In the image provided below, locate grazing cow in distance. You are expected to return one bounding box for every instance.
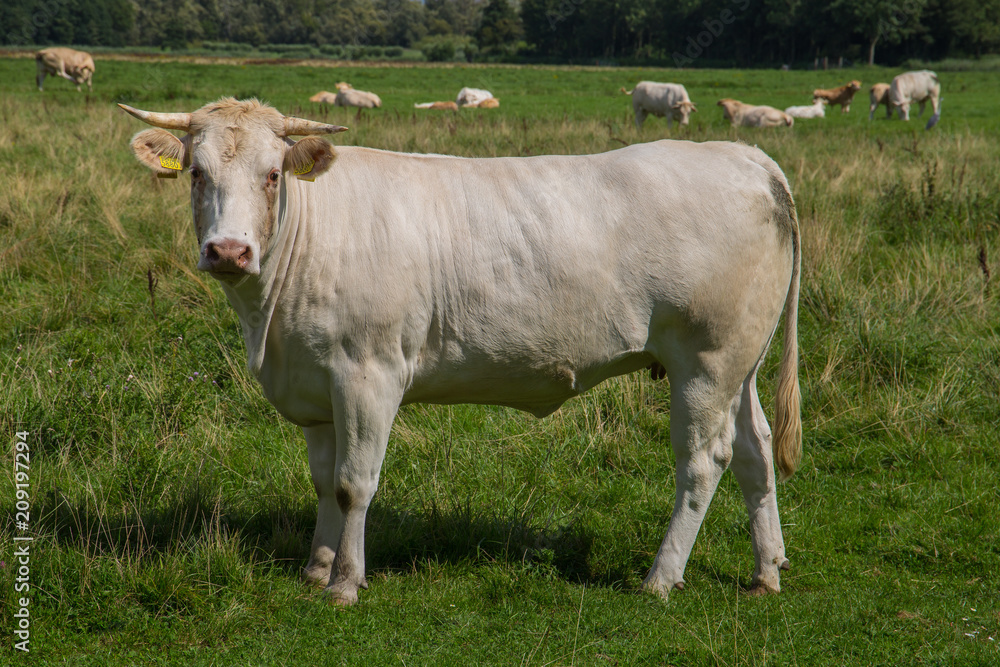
[811,80,861,113]
[869,83,892,120]
[414,101,459,110]
[120,97,802,607]
[621,82,697,130]
[718,99,794,128]
[785,99,826,119]
[456,87,494,107]
[36,47,94,92]
[890,70,941,129]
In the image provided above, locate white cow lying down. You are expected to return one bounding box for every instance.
[120,98,802,606]
[456,87,494,107]
[621,81,697,129]
[785,99,826,119]
[890,70,941,129]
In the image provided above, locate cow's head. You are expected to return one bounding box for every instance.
[716,98,740,120]
[121,98,346,279]
[848,80,861,91]
[672,100,697,125]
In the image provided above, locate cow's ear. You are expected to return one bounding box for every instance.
[284,136,337,182]
[130,129,188,178]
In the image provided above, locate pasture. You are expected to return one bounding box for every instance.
[1,54,998,664]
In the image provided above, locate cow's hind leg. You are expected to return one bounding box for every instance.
[302,423,342,587]
[643,371,737,598]
[634,107,647,130]
[731,371,788,595]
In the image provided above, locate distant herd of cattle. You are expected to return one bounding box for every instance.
[35,46,941,130]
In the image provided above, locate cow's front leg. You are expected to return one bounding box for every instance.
[325,369,402,606]
[302,423,342,587]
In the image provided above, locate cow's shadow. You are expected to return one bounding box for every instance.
[32,485,635,589]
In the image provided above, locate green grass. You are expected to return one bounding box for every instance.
[1,55,999,665]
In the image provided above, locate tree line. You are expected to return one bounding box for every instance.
[4,0,1000,66]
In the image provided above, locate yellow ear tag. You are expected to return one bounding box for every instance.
[294,160,316,182]
[159,155,183,170]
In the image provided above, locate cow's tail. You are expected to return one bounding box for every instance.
[620,86,633,96]
[772,180,802,482]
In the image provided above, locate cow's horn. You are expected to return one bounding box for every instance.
[118,103,192,131]
[282,116,348,137]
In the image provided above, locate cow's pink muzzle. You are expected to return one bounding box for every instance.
[202,239,255,274]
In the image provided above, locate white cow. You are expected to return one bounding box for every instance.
[334,88,381,108]
[621,82,697,130]
[120,98,802,606]
[456,87,494,107]
[718,99,794,128]
[784,99,826,119]
[36,47,95,92]
[889,70,941,129]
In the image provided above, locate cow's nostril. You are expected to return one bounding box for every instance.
[204,240,253,272]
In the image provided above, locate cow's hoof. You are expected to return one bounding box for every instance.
[640,574,681,600]
[302,564,332,588]
[747,578,780,597]
[326,591,358,607]
[747,585,778,597]
[325,577,361,606]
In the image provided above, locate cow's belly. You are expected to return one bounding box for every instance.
[403,349,655,417]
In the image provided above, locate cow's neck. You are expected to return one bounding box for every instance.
[218,180,303,377]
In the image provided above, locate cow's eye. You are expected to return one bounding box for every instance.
[267,169,280,185]
[190,166,202,180]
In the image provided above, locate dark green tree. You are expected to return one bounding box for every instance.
[475,0,522,55]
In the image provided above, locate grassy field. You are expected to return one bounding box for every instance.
[1,55,998,665]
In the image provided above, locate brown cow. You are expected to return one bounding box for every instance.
[869,83,892,121]
[36,47,94,92]
[717,99,794,128]
[309,91,338,104]
[812,80,861,113]
[472,97,500,109]
[414,101,459,110]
